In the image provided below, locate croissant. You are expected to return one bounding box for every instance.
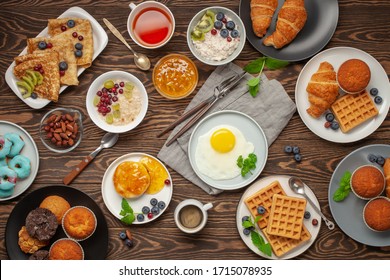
[250,0,278,37]
[383,158,390,198]
[306,62,339,118]
[263,0,307,49]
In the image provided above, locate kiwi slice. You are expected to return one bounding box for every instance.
[112,103,120,111]
[26,70,37,86]
[191,29,205,41]
[104,80,115,89]
[34,71,43,85]
[124,82,134,92]
[22,76,35,90]
[106,113,114,124]
[205,10,215,20]
[124,90,133,100]
[93,96,100,107]
[196,17,214,33]
[113,110,121,119]
[16,81,32,98]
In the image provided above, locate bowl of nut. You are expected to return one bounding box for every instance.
[39,108,83,153]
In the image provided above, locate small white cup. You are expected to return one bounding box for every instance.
[127,1,175,49]
[174,199,213,234]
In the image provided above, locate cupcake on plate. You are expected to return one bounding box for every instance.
[40,195,71,224]
[337,59,371,94]
[49,238,84,260]
[351,165,385,200]
[363,196,390,232]
[62,206,97,241]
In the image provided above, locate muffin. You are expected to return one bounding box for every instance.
[337,59,371,94]
[25,208,58,241]
[40,195,71,224]
[62,206,97,241]
[351,165,385,200]
[49,238,84,260]
[29,250,49,260]
[363,196,390,231]
[18,226,49,254]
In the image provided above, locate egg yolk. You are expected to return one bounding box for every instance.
[210,128,236,153]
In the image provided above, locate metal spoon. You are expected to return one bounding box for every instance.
[103,18,151,71]
[63,133,119,185]
[288,176,335,230]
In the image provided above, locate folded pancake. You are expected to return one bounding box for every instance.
[14,51,60,102]
[27,37,78,86]
[47,18,90,37]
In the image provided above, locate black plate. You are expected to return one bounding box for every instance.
[239,0,339,61]
[5,185,109,260]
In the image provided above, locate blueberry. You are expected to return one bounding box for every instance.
[59,61,68,71]
[294,154,302,162]
[242,215,249,222]
[243,228,251,236]
[331,121,339,130]
[216,12,224,21]
[220,29,229,38]
[374,96,383,104]
[125,238,134,247]
[257,206,266,215]
[31,92,38,99]
[376,156,385,166]
[284,145,293,153]
[38,41,47,50]
[137,213,145,222]
[370,88,379,96]
[74,49,83,57]
[151,206,160,215]
[67,19,75,28]
[226,21,235,30]
[142,206,150,214]
[368,154,377,163]
[75,43,83,50]
[325,113,334,122]
[119,231,126,240]
[214,21,223,30]
[231,30,239,38]
[157,201,166,210]
[150,198,158,206]
[293,146,300,154]
[304,211,311,219]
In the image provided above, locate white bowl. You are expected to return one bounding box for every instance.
[187,6,246,66]
[86,71,148,133]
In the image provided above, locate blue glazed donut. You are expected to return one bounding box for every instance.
[0,158,7,167]
[8,155,31,179]
[5,133,25,158]
[0,166,17,198]
[0,136,12,159]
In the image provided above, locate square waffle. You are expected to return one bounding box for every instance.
[244,181,286,229]
[266,194,306,240]
[331,90,378,133]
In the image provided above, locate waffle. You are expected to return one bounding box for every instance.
[263,224,311,257]
[244,181,286,229]
[331,90,378,133]
[266,194,306,239]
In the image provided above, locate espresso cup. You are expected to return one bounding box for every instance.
[174,199,213,234]
[128,1,175,49]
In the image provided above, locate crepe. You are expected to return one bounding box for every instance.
[14,51,61,102]
[27,37,78,86]
[48,19,94,68]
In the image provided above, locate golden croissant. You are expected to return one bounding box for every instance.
[306,62,339,118]
[250,0,278,37]
[263,0,307,49]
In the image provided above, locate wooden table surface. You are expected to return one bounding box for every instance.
[1,0,389,260]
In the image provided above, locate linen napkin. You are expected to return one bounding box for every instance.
[157,63,296,195]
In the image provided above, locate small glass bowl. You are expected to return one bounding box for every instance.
[39,108,83,153]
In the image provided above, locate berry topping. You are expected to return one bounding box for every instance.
[257,206,266,215]
[324,121,332,128]
[59,61,68,71]
[164,179,171,185]
[157,201,166,210]
[137,214,145,222]
[374,96,383,104]
[294,154,302,162]
[312,218,318,226]
[112,96,118,102]
[78,35,84,41]
[370,88,379,96]
[150,198,158,206]
[325,113,334,122]
[37,64,42,69]
[97,91,102,97]
[147,212,153,219]
[376,156,385,166]
[39,68,44,74]
[304,211,311,219]
[119,231,126,240]
[46,42,53,48]
[151,206,160,215]
[75,50,83,57]
[38,41,47,50]
[222,17,227,24]
[214,21,223,30]
[216,12,225,21]
[243,228,251,236]
[72,32,78,38]
[227,36,232,42]
[211,29,217,35]
[75,43,83,50]
[31,92,38,99]
[59,70,65,76]
[120,82,125,87]
[220,29,229,38]
[292,146,300,154]
[142,206,150,214]
[61,25,67,32]
[226,21,235,30]
[331,121,340,130]
[125,238,134,247]
[242,216,249,222]
[284,145,292,153]
[368,154,377,163]
[67,19,75,28]
[231,30,239,38]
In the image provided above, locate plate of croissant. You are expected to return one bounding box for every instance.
[239,0,338,61]
[295,47,390,143]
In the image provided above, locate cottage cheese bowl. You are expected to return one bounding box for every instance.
[86,71,148,133]
[187,7,246,66]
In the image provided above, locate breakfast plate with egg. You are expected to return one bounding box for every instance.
[188,110,268,190]
[101,153,172,224]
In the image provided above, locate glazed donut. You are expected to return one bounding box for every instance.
[5,133,25,158]
[0,136,12,159]
[8,155,31,179]
[0,158,7,167]
[0,166,17,198]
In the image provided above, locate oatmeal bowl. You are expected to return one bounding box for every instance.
[187,6,246,66]
[86,71,148,133]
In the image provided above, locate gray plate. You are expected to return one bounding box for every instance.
[239,0,339,61]
[328,144,390,246]
[188,110,268,190]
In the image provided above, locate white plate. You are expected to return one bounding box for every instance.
[0,121,39,201]
[236,175,321,259]
[5,6,108,109]
[86,71,148,133]
[188,110,268,190]
[101,153,172,224]
[295,47,390,143]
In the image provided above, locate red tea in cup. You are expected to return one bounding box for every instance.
[132,7,173,47]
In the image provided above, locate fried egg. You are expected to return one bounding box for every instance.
[194,125,254,180]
